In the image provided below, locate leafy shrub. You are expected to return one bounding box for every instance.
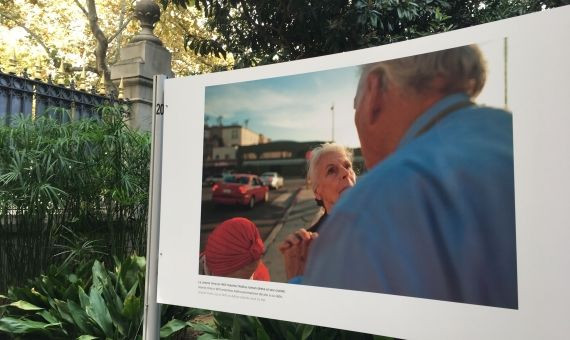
[0,106,150,292]
[0,254,390,340]
[0,254,200,339]
[204,312,394,340]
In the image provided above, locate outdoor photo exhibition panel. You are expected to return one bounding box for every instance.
[157,7,570,339]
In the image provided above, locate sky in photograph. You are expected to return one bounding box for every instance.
[205,66,363,148]
[204,39,505,150]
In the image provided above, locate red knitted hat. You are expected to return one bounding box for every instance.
[204,217,265,276]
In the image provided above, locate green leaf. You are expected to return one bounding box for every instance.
[38,310,58,324]
[92,260,110,290]
[53,299,75,324]
[122,294,141,320]
[77,335,98,340]
[68,299,96,335]
[159,319,187,338]
[0,316,60,334]
[124,273,140,302]
[285,330,298,340]
[78,286,91,309]
[189,322,217,334]
[197,334,218,340]
[301,325,315,340]
[231,315,241,340]
[98,278,126,333]
[370,14,378,28]
[89,260,127,335]
[119,256,145,291]
[86,288,113,337]
[276,320,295,339]
[9,300,43,311]
[256,326,271,340]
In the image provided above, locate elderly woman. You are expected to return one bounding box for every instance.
[201,217,270,281]
[278,142,356,279]
[305,142,357,232]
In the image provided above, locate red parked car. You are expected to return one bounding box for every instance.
[212,174,269,209]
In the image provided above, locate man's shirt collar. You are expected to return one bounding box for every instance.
[398,92,470,149]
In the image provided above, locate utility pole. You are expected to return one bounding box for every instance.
[330,102,335,142]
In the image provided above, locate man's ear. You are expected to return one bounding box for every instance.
[365,73,384,124]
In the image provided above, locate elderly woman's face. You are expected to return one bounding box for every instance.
[314,151,356,212]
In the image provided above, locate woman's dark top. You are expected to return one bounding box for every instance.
[308,212,328,233]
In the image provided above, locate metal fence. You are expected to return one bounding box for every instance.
[0,70,126,124]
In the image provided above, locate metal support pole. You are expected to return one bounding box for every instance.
[143,74,166,340]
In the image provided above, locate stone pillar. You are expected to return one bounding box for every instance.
[110,0,174,131]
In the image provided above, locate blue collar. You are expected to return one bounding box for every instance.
[398,93,471,149]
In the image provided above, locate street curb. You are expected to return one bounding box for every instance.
[263,187,302,250]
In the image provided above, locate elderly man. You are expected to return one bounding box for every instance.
[287,45,518,309]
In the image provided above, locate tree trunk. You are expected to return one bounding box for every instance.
[85,0,117,95]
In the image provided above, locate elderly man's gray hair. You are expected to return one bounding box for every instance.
[356,45,487,105]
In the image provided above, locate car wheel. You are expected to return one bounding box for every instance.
[248,197,255,209]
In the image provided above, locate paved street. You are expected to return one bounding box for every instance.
[262,188,322,282]
[199,177,307,251]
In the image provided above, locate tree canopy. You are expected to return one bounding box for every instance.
[165,0,569,68]
[2,0,568,84]
[0,0,231,92]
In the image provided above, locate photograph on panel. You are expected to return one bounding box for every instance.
[198,40,517,310]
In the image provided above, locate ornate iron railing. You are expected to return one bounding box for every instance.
[0,70,127,125]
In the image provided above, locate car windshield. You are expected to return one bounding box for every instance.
[261,172,276,177]
[224,176,250,184]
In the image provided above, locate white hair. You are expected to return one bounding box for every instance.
[355,45,487,106]
[307,143,353,192]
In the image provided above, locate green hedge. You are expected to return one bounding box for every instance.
[0,252,200,339]
[0,106,150,292]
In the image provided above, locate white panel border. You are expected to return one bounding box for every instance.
[158,7,570,339]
